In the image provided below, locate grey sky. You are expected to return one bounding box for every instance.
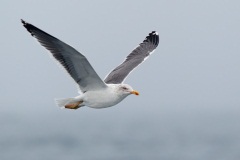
[2,0,239,113]
[1,1,240,159]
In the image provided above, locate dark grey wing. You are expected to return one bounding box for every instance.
[21,19,106,92]
[104,31,159,84]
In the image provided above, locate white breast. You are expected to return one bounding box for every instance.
[82,86,127,108]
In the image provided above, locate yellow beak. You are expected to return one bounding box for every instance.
[130,90,139,96]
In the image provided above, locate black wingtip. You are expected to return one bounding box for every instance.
[21,19,29,30]
[151,31,158,35]
[21,19,28,28]
[21,19,25,24]
[143,31,159,46]
[21,19,60,40]
[21,19,36,36]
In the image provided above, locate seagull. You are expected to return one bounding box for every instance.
[21,19,159,109]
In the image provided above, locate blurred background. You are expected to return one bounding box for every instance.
[1,0,240,159]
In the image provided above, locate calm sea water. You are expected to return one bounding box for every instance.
[0,106,239,160]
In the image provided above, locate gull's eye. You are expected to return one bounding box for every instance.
[122,86,127,90]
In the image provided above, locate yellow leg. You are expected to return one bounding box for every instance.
[65,101,83,110]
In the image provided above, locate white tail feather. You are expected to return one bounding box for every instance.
[55,98,75,108]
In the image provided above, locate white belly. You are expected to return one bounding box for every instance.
[82,89,127,108]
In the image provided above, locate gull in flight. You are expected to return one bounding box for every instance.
[21,19,159,109]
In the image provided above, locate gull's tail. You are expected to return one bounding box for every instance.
[55,98,75,108]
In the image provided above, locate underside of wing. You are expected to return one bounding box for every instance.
[104,31,159,84]
[21,19,106,92]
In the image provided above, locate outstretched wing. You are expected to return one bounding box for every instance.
[104,31,159,84]
[21,19,106,92]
